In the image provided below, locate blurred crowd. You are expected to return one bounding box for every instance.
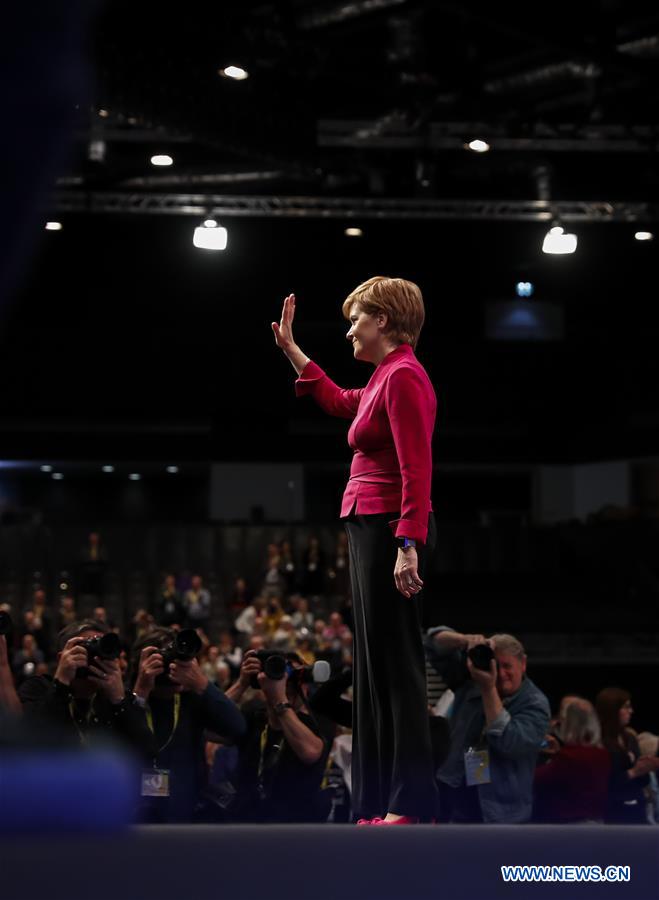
[1,533,659,827]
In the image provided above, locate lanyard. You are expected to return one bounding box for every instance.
[145,694,181,756]
[257,724,286,783]
[68,698,96,744]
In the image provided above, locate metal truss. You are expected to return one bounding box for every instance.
[51,191,657,222]
[318,120,659,152]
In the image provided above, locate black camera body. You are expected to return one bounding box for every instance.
[156,628,202,683]
[76,632,121,678]
[467,642,495,672]
[249,650,330,690]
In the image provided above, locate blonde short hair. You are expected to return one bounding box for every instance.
[342,276,425,349]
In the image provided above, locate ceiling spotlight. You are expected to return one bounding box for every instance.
[166,465,179,474]
[345,227,363,237]
[515,281,534,298]
[193,218,228,251]
[40,465,53,473]
[151,154,173,167]
[52,472,64,480]
[45,222,62,231]
[542,225,577,255]
[635,231,654,241]
[102,465,114,473]
[129,473,141,481]
[219,65,249,81]
[466,139,490,153]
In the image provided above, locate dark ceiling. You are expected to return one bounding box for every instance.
[2,0,659,464]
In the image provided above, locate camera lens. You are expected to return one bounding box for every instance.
[468,643,495,671]
[174,628,202,661]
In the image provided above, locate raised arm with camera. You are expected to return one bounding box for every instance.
[230,650,323,765]
[131,630,245,741]
[19,622,152,753]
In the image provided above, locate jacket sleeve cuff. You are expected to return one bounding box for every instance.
[485,708,511,737]
[388,517,428,544]
[294,359,323,397]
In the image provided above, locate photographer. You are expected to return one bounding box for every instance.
[18,620,149,753]
[431,626,550,824]
[130,627,246,823]
[222,649,335,822]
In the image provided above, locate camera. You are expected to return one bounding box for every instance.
[468,643,495,672]
[156,628,202,683]
[250,650,330,689]
[77,632,121,678]
[0,610,13,636]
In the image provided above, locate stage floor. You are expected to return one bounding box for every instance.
[3,824,658,900]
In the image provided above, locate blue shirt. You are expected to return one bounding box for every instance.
[429,627,550,823]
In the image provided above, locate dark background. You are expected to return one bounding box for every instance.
[2,0,659,725]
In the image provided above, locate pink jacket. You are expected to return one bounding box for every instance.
[295,344,436,544]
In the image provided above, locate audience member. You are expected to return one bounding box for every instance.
[131,608,155,644]
[183,575,211,632]
[534,698,611,823]
[154,573,185,627]
[262,596,285,639]
[279,540,298,595]
[19,608,51,659]
[290,596,314,632]
[596,687,659,824]
[322,612,350,646]
[227,576,252,618]
[262,544,286,599]
[78,530,108,599]
[56,594,77,631]
[12,633,45,685]
[234,595,268,637]
[272,615,296,652]
[301,535,325,599]
[216,629,242,674]
[433,628,550,823]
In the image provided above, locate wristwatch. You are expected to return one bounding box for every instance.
[396,537,416,550]
[273,701,293,716]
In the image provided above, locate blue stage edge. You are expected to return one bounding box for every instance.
[3,824,658,900]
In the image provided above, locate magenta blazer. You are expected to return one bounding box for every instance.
[295,343,436,544]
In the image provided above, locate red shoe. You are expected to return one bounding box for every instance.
[356,817,383,825]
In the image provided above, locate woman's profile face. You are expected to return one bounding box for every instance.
[346,303,385,362]
[618,699,633,728]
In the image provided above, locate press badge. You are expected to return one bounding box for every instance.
[464,749,491,786]
[141,769,171,797]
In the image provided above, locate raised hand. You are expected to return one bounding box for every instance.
[133,646,165,700]
[54,637,89,686]
[272,293,296,351]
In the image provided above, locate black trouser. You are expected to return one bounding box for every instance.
[345,511,438,820]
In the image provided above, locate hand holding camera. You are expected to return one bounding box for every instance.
[238,649,263,689]
[87,657,125,704]
[169,658,208,694]
[466,637,497,690]
[134,646,166,699]
[54,637,90,685]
